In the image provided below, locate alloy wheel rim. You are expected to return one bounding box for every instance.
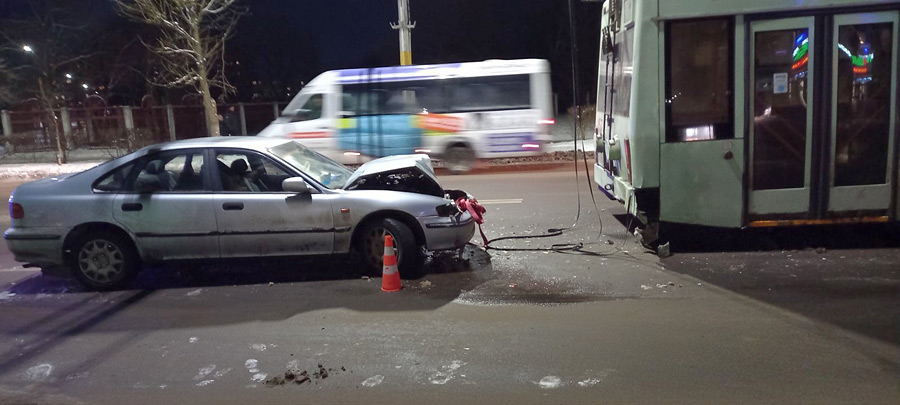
[363,227,400,269]
[78,239,125,284]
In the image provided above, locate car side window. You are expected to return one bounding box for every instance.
[216,151,291,192]
[94,162,136,192]
[131,152,207,193]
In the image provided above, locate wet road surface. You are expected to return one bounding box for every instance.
[0,171,898,403]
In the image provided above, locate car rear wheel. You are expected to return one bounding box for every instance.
[356,218,424,279]
[444,145,475,174]
[70,231,139,290]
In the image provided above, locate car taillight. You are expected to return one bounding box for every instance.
[9,202,23,219]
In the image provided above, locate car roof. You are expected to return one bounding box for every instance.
[136,136,294,153]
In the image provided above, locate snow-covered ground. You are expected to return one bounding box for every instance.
[0,162,102,180]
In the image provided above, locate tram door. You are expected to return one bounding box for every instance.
[748,12,898,222]
[827,13,897,217]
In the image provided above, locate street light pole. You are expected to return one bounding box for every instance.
[390,0,415,66]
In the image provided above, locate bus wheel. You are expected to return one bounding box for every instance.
[444,145,475,174]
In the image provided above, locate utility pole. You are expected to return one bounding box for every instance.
[390,0,415,65]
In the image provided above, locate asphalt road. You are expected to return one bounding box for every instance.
[0,169,898,404]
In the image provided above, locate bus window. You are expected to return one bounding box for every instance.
[342,87,384,116]
[343,81,446,115]
[384,82,447,113]
[665,18,733,142]
[449,75,530,112]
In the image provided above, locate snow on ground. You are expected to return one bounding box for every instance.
[0,162,102,180]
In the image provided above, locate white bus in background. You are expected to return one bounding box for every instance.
[257,59,555,173]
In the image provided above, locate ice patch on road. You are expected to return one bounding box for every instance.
[361,375,384,387]
[429,360,465,385]
[24,364,53,381]
[193,364,216,380]
[538,375,562,389]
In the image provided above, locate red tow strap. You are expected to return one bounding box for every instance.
[455,198,488,245]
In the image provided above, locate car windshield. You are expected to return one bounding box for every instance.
[269,141,353,189]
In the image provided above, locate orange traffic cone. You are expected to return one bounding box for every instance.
[381,235,402,292]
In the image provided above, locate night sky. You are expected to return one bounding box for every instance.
[1,0,600,106]
[233,0,600,105]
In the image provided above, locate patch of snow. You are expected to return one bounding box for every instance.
[538,375,562,389]
[249,343,267,352]
[361,375,384,387]
[193,364,216,380]
[195,380,214,387]
[0,162,102,180]
[0,291,16,301]
[251,373,268,383]
[578,378,602,387]
[25,364,53,381]
[188,337,198,343]
[429,360,465,385]
[186,289,203,297]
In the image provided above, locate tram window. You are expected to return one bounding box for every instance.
[834,22,893,186]
[665,18,734,142]
[612,29,634,117]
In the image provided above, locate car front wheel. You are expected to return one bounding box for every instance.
[355,218,424,279]
[70,231,139,290]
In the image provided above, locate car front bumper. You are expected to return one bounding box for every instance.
[419,214,476,251]
[4,227,66,267]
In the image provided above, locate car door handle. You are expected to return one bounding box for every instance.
[222,202,244,211]
[121,203,143,212]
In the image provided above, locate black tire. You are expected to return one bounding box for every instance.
[70,231,139,290]
[444,145,475,174]
[355,218,424,279]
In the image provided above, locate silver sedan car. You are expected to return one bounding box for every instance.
[5,137,476,289]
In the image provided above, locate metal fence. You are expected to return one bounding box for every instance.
[0,102,287,154]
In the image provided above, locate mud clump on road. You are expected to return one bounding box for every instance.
[265,364,345,387]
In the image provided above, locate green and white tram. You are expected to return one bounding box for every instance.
[593,0,900,241]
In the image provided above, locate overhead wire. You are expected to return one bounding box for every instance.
[479,0,630,258]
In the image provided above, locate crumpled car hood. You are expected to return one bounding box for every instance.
[343,154,445,197]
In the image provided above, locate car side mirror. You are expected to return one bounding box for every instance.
[282,177,318,194]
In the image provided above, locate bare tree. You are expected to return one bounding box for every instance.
[116,0,245,137]
[0,58,19,106]
[0,0,103,164]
